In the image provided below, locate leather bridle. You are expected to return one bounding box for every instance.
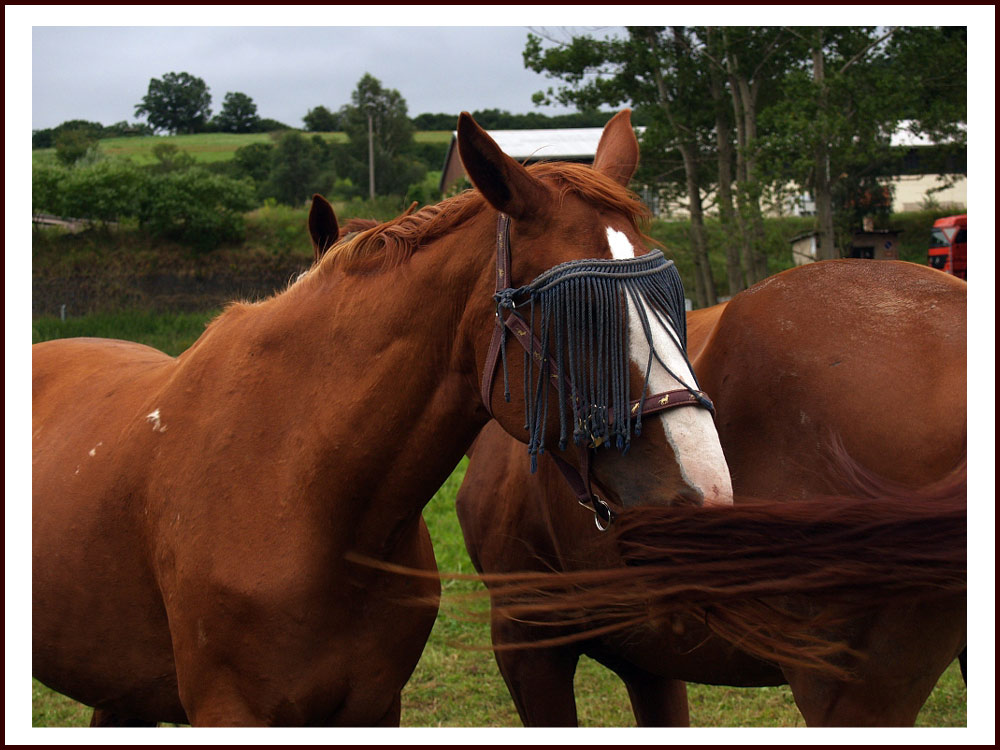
[480,214,715,530]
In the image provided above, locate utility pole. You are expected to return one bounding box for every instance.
[366,101,376,200]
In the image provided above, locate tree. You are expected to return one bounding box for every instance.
[135,72,212,134]
[303,105,339,132]
[336,73,426,197]
[54,128,99,165]
[888,27,967,144]
[263,132,335,206]
[701,27,743,295]
[758,28,896,259]
[753,28,933,258]
[524,27,721,306]
[33,119,104,149]
[215,92,261,133]
[691,26,797,283]
[232,142,276,188]
[257,118,293,132]
[149,142,196,173]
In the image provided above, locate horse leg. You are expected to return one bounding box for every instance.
[784,669,937,727]
[490,615,580,727]
[373,693,401,727]
[959,649,967,683]
[787,600,965,726]
[89,709,157,727]
[590,651,690,727]
[621,674,690,727]
[493,644,580,726]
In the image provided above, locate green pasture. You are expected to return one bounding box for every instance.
[29,312,967,728]
[32,130,453,166]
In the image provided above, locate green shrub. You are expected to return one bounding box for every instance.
[334,194,414,223]
[405,170,443,207]
[32,162,70,215]
[244,202,311,257]
[61,159,149,224]
[149,142,196,173]
[54,129,98,166]
[139,168,257,251]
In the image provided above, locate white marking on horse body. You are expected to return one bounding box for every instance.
[605,225,734,507]
[88,442,103,457]
[146,409,167,433]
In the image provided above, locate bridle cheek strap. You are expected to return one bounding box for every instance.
[480,213,714,530]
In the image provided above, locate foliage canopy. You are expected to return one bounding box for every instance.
[135,72,213,135]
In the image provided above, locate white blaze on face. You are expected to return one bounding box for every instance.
[605,227,733,506]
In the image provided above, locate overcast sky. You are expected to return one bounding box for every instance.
[17,7,993,133]
[29,25,601,131]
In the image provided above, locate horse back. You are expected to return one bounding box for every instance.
[33,337,177,491]
[693,260,966,494]
[685,302,728,361]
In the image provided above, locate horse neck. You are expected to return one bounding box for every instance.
[181,211,497,553]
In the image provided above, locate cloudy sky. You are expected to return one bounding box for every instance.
[29,24,598,131]
[16,7,993,133]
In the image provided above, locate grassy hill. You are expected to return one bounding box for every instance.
[32,130,454,165]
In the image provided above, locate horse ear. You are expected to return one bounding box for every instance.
[592,109,639,187]
[457,112,548,221]
[308,194,339,265]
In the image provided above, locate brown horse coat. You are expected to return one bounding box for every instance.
[33,110,730,726]
[457,259,967,726]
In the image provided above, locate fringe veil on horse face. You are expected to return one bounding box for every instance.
[494,246,704,472]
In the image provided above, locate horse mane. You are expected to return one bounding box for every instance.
[321,161,653,275]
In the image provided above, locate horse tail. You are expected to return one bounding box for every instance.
[474,464,965,679]
[821,431,967,504]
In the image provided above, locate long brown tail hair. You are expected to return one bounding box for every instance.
[351,459,965,679]
[481,457,965,677]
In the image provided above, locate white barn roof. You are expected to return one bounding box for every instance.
[439,126,645,193]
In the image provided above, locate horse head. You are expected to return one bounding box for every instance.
[458,110,733,514]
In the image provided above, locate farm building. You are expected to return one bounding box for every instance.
[790,228,903,265]
[440,122,965,218]
[439,126,645,195]
[789,231,821,266]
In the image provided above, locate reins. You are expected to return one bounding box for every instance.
[481,213,715,530]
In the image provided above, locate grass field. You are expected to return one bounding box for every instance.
[32,130,454,166]
[28,312,968,729]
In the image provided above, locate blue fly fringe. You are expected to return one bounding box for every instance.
[500,250,696,472]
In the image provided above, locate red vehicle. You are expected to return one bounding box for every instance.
[928,214,967,279]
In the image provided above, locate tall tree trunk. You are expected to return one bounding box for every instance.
[707,30,744,297]
[679,142,716,308]
[727,75,756,287]
[650,28,715,308]
[725,55,768,284]
[811,31,838,260]
[737,78,769,283]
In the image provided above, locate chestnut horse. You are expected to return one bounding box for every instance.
[32,111,733,726]
[457,259,967,726]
